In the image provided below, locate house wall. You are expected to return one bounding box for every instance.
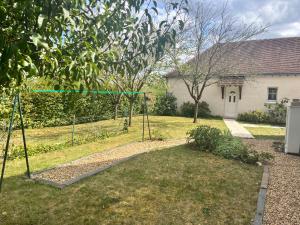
[167,75,300,118]
[167,77,224,116]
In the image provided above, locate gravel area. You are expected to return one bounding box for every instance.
[244,139,300,225]
[32,139,186,187]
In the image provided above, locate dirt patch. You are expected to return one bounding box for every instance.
[32,139,186,187]
[244,139,300,225]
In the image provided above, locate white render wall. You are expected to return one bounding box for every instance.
[167,75,300,118]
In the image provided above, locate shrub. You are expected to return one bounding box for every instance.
[180,101,211,118]
[237,98,288,125]
[213,133,249,161]
[151,129,167,141]
[187,125,222,151]
[154,93,177,116]
[265,98,288,125]
[187,126,274,164]
[237,110,268,124]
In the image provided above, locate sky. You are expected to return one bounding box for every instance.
[228,0,300,39]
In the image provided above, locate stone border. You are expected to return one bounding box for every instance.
[31,153,143,189]
[31,140,186,189]
[253,165,269,225]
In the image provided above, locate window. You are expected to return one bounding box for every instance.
[268,87,278,101]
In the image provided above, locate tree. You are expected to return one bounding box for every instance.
[1,0,187,91]
[168,1,266,123]
[113,63,153,126]
[98,74,123,120]
[111,0,187,126]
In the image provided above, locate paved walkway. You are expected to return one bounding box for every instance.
[224,119,254,139]
[31,139,186,188]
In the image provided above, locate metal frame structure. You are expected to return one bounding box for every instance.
[0,93,31,192]
[0,89,151,192]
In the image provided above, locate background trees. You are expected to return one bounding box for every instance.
[1,0,187,127]
[168,0,266,123]
[0,0,187,91]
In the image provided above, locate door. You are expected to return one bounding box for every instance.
[224,87,238,118]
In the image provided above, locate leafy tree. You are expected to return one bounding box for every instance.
[112,0,187,126]
[1,0,188,92]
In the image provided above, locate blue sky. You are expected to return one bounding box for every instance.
[227,0,300,39]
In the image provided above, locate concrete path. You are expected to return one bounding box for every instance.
[224,119,254,139]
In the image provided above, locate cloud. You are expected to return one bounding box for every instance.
[227,0,300,39]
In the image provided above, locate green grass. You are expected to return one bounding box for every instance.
[7,116,226,146]
[0,145,262,225]
[0,116,262,224]
[245,126,285,140]
[3,116,227,177]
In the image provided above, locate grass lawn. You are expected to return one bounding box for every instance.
[245,126,285,140]
[3,116,227,177]
[7,115,226,146]
[0,144,262,225]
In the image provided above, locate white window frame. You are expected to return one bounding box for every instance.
[267,87,278,102]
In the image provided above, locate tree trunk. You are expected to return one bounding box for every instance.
[128,99,134,127]
[114,103,119,120]
[193,101,199,123]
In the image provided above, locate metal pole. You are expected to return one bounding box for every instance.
[0,95,18,192]
[72,114,75,146]
[142,94,145,141]
[144,93,152,140]
[17,93,30,178]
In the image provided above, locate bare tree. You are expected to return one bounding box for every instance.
[168,1,266,123]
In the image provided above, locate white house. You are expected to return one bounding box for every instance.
[166,37,300,118]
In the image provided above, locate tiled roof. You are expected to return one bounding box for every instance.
[167,37,300,77]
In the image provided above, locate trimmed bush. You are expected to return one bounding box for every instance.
[180,101,211,118]
[237,110,268,124]
[213,133,248,161]
[187,126,274,164]
[154,93,177,116]
[187,125,222,151]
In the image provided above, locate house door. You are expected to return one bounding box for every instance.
[224,87,238,118]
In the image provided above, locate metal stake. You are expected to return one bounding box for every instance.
[142,95,145,141]
[144,93,152,140]
[0,95,18,191]
[72,114,76,146]
[17,93,30,178]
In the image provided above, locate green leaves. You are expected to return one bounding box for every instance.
[31,34,49,50]
[62,8,70,19]
[37,15,45,28]
[1,0,188,90]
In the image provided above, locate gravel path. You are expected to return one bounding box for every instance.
[32,139,186,187]
[244,139,300,225]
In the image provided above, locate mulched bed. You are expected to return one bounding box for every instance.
[31,139,186,188]
[244,139,300,225]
